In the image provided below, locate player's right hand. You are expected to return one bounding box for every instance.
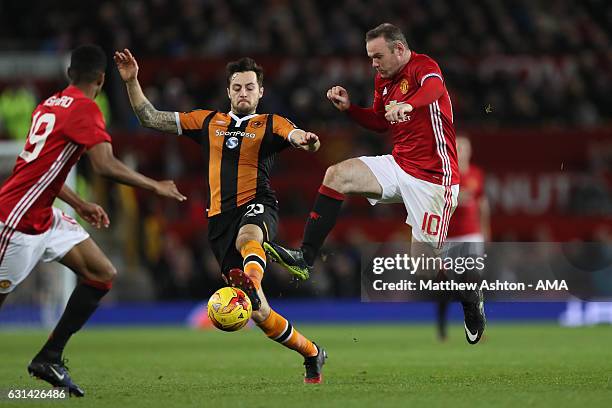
[114,48,139,82]
[154,180,187,202]
[76,201,110,229]
[326,86,350,111]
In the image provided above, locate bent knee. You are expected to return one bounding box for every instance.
[323,164,344,191]
[323,161,356,193]
[91,262,117,283]
[235,234,252,252]
[235,229,263,252]
[106,264,118,281]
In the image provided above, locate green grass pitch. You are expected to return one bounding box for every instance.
[1,324,611,407]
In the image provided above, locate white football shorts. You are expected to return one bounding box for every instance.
[0,207,89,294]
[358,154,459,248]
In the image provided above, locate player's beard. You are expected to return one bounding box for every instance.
[233,100,256,115]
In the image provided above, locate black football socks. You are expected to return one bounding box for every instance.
[34,279,111,362]
[301,185,346,266]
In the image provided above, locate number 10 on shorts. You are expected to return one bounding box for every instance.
[421,212,441,236]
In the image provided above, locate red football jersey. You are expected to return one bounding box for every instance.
[447,165,485,237]
[373,52,459,186]
[0,85,111,234]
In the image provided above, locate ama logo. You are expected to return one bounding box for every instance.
[226,137,239,149]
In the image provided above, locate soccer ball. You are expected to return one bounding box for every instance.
[207,287,252,331]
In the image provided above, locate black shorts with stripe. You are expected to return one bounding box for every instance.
[207,197,278,276]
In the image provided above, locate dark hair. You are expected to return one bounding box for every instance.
[226,57,264,87]
[68,44,107,84]
[365,23,409,51]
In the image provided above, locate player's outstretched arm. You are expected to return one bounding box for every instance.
[288,130,320,152]
[114,49,178,134]
[88,142,187,202]
[58,185,110,228]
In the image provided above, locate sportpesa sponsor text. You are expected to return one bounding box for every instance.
[215,129,256,139]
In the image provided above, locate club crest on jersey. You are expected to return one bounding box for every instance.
[0,280,11,289]
[400,79,409,94]
[250,120,264,129]
[382,87,388,96]
[226,137,239,149]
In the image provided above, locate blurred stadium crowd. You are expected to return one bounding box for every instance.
[1,0,611,127]
[0,0,611,302]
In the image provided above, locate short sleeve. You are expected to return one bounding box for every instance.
[66,101,111,149]
[414,56,444,87]
[176,109,215,135]
[272,114,298,140]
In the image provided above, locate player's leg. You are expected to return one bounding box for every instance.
[450,240,486,344]
[403,175,486,344]
[225,205,272,310]
[265,156,390,277]
[235,220,319,358]
[445,238,487,343]
[227,233,327,383]
[231,207,327,383]
[411,234,485,344]
[234,255,319,362]
[249,285,327,383]
[32,237,115,363]
[28,237,115,397]
[301,157,382,265]
[28,210,115,396]
[235,223,266,298]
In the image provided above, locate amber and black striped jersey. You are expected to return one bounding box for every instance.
[175,110,298,217]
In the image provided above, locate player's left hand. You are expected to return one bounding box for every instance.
[76,202,110,229]
[385,103,413,123]
[292,131,319,146]
[114,48,139,83]
[289,131,320,152]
